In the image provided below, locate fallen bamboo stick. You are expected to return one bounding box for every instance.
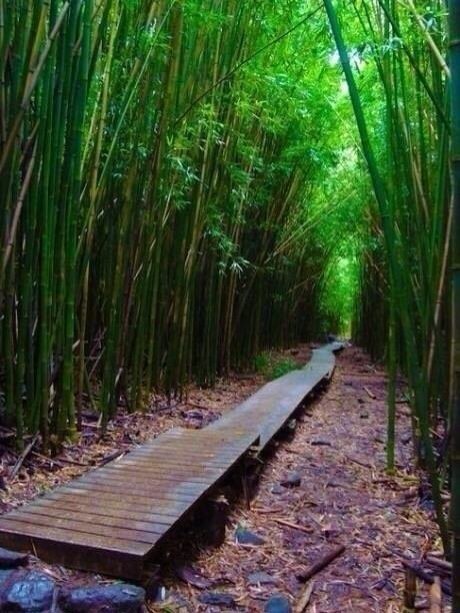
[426,556,452,572]
[401,560,452,596]
[429,576,442,613]
[363,386,376,399]
[9,433,40,480]
[295,581,314,613]
[296,545,346,582]
[404,565,417,609]
[274,518,313,534]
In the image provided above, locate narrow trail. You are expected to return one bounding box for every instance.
[164,347,440,612]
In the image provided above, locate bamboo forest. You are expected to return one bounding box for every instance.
[0,0,458,611]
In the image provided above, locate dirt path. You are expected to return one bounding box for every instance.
[159,347,444,612]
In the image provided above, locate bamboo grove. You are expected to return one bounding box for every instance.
[1,0,460,598]
[0,1,349,444]
[323,0,458,596]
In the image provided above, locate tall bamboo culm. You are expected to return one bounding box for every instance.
[449,0,460,606]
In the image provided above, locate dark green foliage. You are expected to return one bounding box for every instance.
[0,1,344,442]
[254,352,298,381]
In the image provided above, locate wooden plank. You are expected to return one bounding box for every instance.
[2,510,165,542]
[0,517,148,554]
[35,491,180,519]
[0,524,144,579]
[48,486,191,514]
[5,506,168,537]
[76,472,207,495]
[99,464,217,483]
[57,482,202,503]
[80,471,211,489]
[125,448,243,462]
[28,497,175,525]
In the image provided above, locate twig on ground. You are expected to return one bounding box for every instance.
[345,454,372,469]
[363,386,376,399]
[426,556,452,573]
[401,560,452,597]
[404,564,417,609]
[9,433,40,480]
[273,518,313,534]
[96,450,125,467]
[429,576,442,613]
[295,581,314,613]
[296,545,346,582]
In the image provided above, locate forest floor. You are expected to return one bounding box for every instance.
[153,347,448,612]
[0,346,449,612]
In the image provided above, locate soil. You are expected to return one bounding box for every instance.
[0,345,449,611]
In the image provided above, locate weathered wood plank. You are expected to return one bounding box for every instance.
[1,511,164,542]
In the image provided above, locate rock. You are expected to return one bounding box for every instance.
[0,547,28,569]
[235,526,265,546]
[0,570,55,612]
[247,571,276,585]
[271,484,285,495]
[175,565,212,589]
[280,471,301,488]
[310,438,331,446]
[198,591,236,607]
[59,583,145,612]
[0,569,15,584]
[184,409,204,420]
[264,594,292,612]
[166,591,189,608]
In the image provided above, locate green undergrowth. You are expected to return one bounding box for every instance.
[254,351,299,381]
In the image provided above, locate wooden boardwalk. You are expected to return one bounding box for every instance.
[207,344,340,448]
[0,343,342,578]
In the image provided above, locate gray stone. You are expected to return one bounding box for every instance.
[0,569,15,584]
[264,594,292,613]
[280,471,301,488]
[0,570,55,612]
[198,591,236,607]
[247,571,276,585]
[310,438,331,446]
[0,547,28,569]
[58,583,145,612]
[235,526,265,545]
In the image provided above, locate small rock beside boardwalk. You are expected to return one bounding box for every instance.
[0,547,145,612]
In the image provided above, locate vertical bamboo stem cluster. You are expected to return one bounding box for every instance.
[449,0,460,605]
[323,0,451,550]
[0,1,337,445]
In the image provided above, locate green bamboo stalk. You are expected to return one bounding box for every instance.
[323,0,450,553]
[449,0,460,605]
